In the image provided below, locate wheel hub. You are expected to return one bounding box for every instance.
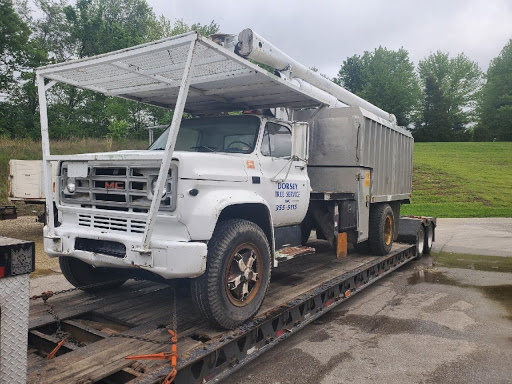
[427,226,433,248]
[384,215,393,246]
[225,244,262,307]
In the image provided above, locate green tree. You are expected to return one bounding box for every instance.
[335,47,420,126]
[4,0,76,138]
[154,18,219,39]
[414,51,483,142]
[334,56,365,94]
[56,1,219,138]
[0,0,30,91]
[0,0,219,139]
[107,119,129,139]
[64,0,157,57]
[474,39,512,141]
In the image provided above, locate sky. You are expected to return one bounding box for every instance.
[147,0,512,78]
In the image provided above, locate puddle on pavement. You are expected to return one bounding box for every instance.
[408,268,512,322]
[433,251,512,273]
[407,269,460,286]
[480,285,512,321]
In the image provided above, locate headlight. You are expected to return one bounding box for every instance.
[67,179,76,193]
[151,178,167,198]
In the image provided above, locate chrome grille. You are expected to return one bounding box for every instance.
[60,162,177,212]
[78,214,146,234]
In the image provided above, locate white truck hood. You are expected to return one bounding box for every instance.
[80,150,249,182]
[172,151,249,182]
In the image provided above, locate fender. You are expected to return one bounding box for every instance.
[178,186,273,242]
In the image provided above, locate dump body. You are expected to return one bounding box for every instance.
[297,107,413,201]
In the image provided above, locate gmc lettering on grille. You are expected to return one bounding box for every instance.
[105,181,125,190]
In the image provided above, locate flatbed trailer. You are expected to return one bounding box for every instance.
[27,240,417,384]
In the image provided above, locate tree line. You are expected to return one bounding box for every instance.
[1,0,510,142]
[335,45,511,141]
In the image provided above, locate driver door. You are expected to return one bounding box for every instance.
[257,121,309,227]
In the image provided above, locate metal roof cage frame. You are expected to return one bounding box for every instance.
[36,31,327,254]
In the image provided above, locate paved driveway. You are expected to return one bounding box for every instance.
[229,218,512,384]
[433,218,512,257]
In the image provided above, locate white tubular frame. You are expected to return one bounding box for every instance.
[37,38,198,254]
[38,75,56,238]
[139,39,197,252]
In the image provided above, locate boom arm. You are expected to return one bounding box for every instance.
[234,29,397,125]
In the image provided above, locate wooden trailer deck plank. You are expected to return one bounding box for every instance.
[28,281,164,329]
[28,280,155,319]
[27,243,409,383]
[27,314,202,383]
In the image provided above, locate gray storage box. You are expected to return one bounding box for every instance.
[296,107,413,203]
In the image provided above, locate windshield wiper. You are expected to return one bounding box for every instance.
[191,145,217,152]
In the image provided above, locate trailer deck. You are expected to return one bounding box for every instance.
[26,240,417,384]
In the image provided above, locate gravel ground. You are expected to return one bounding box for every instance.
[0,215,59,276]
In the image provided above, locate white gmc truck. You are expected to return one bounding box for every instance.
[36,29,434,329]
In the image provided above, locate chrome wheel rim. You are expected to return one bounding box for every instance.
[384,215,393,246]
[417,229,425,256]
[225,243,262,307]
[427,225,433,249]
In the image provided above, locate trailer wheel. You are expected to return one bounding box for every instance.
[191,219,271,329]
[423,224,434,255]
[415,226,425,259]
[369,204,394,255]
[59,256,127,292]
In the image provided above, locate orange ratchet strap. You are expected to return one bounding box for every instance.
[47,338,66,360]
[126,330,178,384]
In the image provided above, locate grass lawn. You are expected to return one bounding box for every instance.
[401,142,512,218]
[433,251,512,273]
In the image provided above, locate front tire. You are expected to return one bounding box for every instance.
[369,204,394,256]
[59,256,127,292]
[191,219,271,329]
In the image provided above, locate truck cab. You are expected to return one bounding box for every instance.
[46,113,310,329]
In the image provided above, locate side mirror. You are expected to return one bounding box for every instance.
[291,121,309,161]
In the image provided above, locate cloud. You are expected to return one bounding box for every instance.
[149,0,512,76]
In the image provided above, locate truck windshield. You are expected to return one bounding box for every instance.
[149,115,261,154]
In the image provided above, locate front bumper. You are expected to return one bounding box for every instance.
[43,225,207,279]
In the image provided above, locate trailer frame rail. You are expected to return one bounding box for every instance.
[135,244,416,384]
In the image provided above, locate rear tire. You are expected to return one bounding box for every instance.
[415,226,425,259]
[59,256,127,292]
[369,204,394,256]
[423,224,434,255]
[191,219,271,329]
